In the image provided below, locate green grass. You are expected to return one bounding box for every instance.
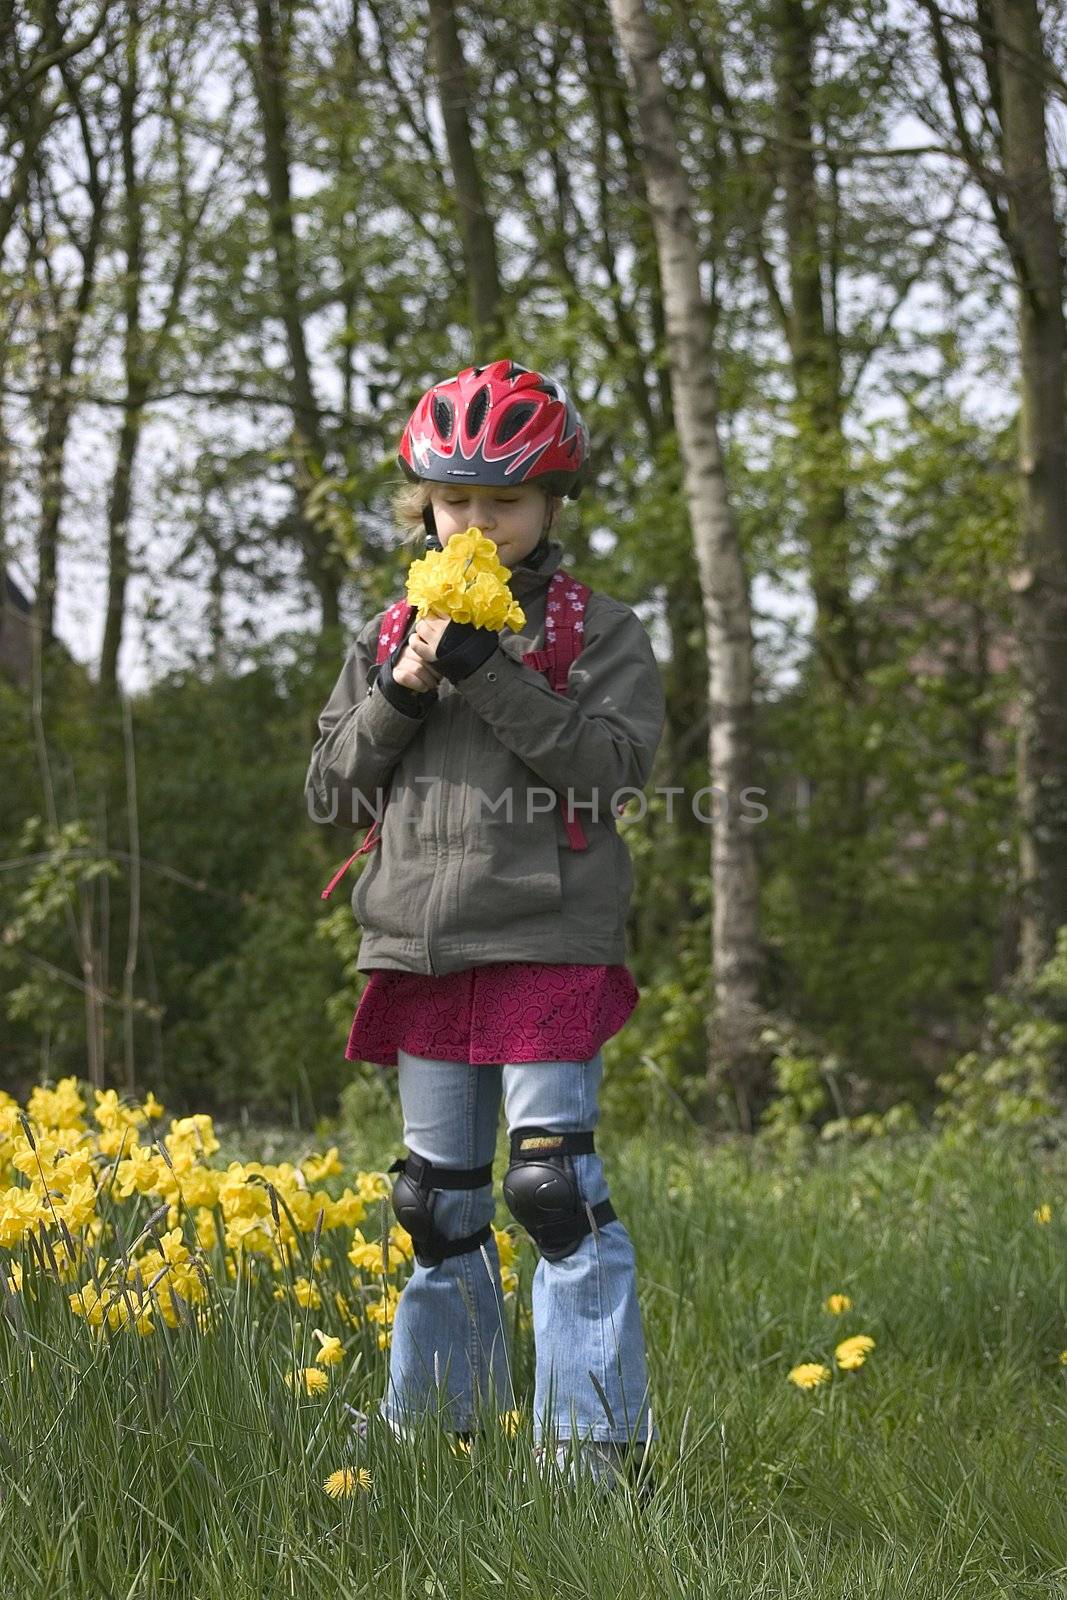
[3,1129,1067,1597]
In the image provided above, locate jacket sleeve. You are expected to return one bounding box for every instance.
[304,615,435,829]
[448,592,666,805]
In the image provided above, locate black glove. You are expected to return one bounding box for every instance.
[431,619,500,683]
[374,647,438,719]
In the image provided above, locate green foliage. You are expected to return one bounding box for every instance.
[935,925,1067,1143]
[337,1063,402,1174]
[0,816,123,1062]
[756,1021,919,1157]
[755,1026,836,1159]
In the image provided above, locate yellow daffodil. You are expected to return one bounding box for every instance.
[313,1330,344,1366]
[835,1334,876,1370]
[824,1293,853,1315]
[405,528,526,632]
[26,1076,87,1130]
[499,1409,521,1436]
[387,1224,415,1263]
[492,1226,518,1270]
[301,1147,343,1183]
[788,1362,831,1390]
[355,1172,392,1204]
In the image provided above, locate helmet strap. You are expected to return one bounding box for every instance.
[422,502,443,551]
[421,492,554,565]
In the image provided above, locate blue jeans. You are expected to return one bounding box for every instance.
[379,1047,656,1447]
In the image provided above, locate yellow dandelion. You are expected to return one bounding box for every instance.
[788,1362,831,1390]
[285,1366,329,1396]
[835,1334,876,1370]
[1058,1350,1067,1366]
[1035,1203,1053,1225]
[824,1293,852,1315]
[323,1466,373,1498]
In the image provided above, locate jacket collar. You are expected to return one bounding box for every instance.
[507,536,565,600]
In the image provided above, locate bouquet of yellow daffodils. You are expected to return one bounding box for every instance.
[405,527,526,631]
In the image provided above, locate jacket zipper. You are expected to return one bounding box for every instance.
[423,701,453,975]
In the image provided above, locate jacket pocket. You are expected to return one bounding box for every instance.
[352,841,412,940]
[457,802,563,933]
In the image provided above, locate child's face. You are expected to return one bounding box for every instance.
[430,483,558,566]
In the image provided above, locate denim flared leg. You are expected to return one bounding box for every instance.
[502,1049,657,1449]
[379,1053,515,1435]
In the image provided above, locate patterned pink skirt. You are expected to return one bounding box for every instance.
[344,961,639,1067]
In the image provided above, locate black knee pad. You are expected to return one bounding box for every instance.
[502,1126,618,1262]
[388,1150,494,1269]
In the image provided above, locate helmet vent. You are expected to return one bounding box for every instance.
[465,384,490,437]
[495,402,536,444]
[431,395,454,439]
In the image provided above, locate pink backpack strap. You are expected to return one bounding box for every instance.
[522,571,592,851]
[320,601,413,900]
[376,599,414,663]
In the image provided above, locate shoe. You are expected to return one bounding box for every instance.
[346,1403,472,1450]
[344,1404,371,1446]
[533,1438,653,1500]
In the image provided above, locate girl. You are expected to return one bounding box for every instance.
[305,359,665,1492]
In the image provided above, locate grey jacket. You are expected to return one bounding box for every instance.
[304,536,666,975]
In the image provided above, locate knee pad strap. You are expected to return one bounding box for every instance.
[388,1151,494,1268]
[503,1126,618,1262]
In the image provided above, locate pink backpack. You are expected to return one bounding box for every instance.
[320,570,593,900]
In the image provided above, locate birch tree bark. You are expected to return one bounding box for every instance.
[607,0,765,1126]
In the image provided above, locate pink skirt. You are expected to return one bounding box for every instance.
[345,961,639,1067]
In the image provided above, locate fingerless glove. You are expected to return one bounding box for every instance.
[431,619,500,683]
[374,650,438,719]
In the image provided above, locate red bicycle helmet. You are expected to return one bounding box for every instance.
[398,359,590,499]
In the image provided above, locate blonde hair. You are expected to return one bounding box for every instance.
[389,478,566,550]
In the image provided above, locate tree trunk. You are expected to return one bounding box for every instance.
[771,0,868,1062]
[426,0,503,348]
[251,0,342,631]
[607,0,765,1127]
[773,0,861,702]
[33,80,105,647]
[985,0,1067,978]
[99,0,146,700]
